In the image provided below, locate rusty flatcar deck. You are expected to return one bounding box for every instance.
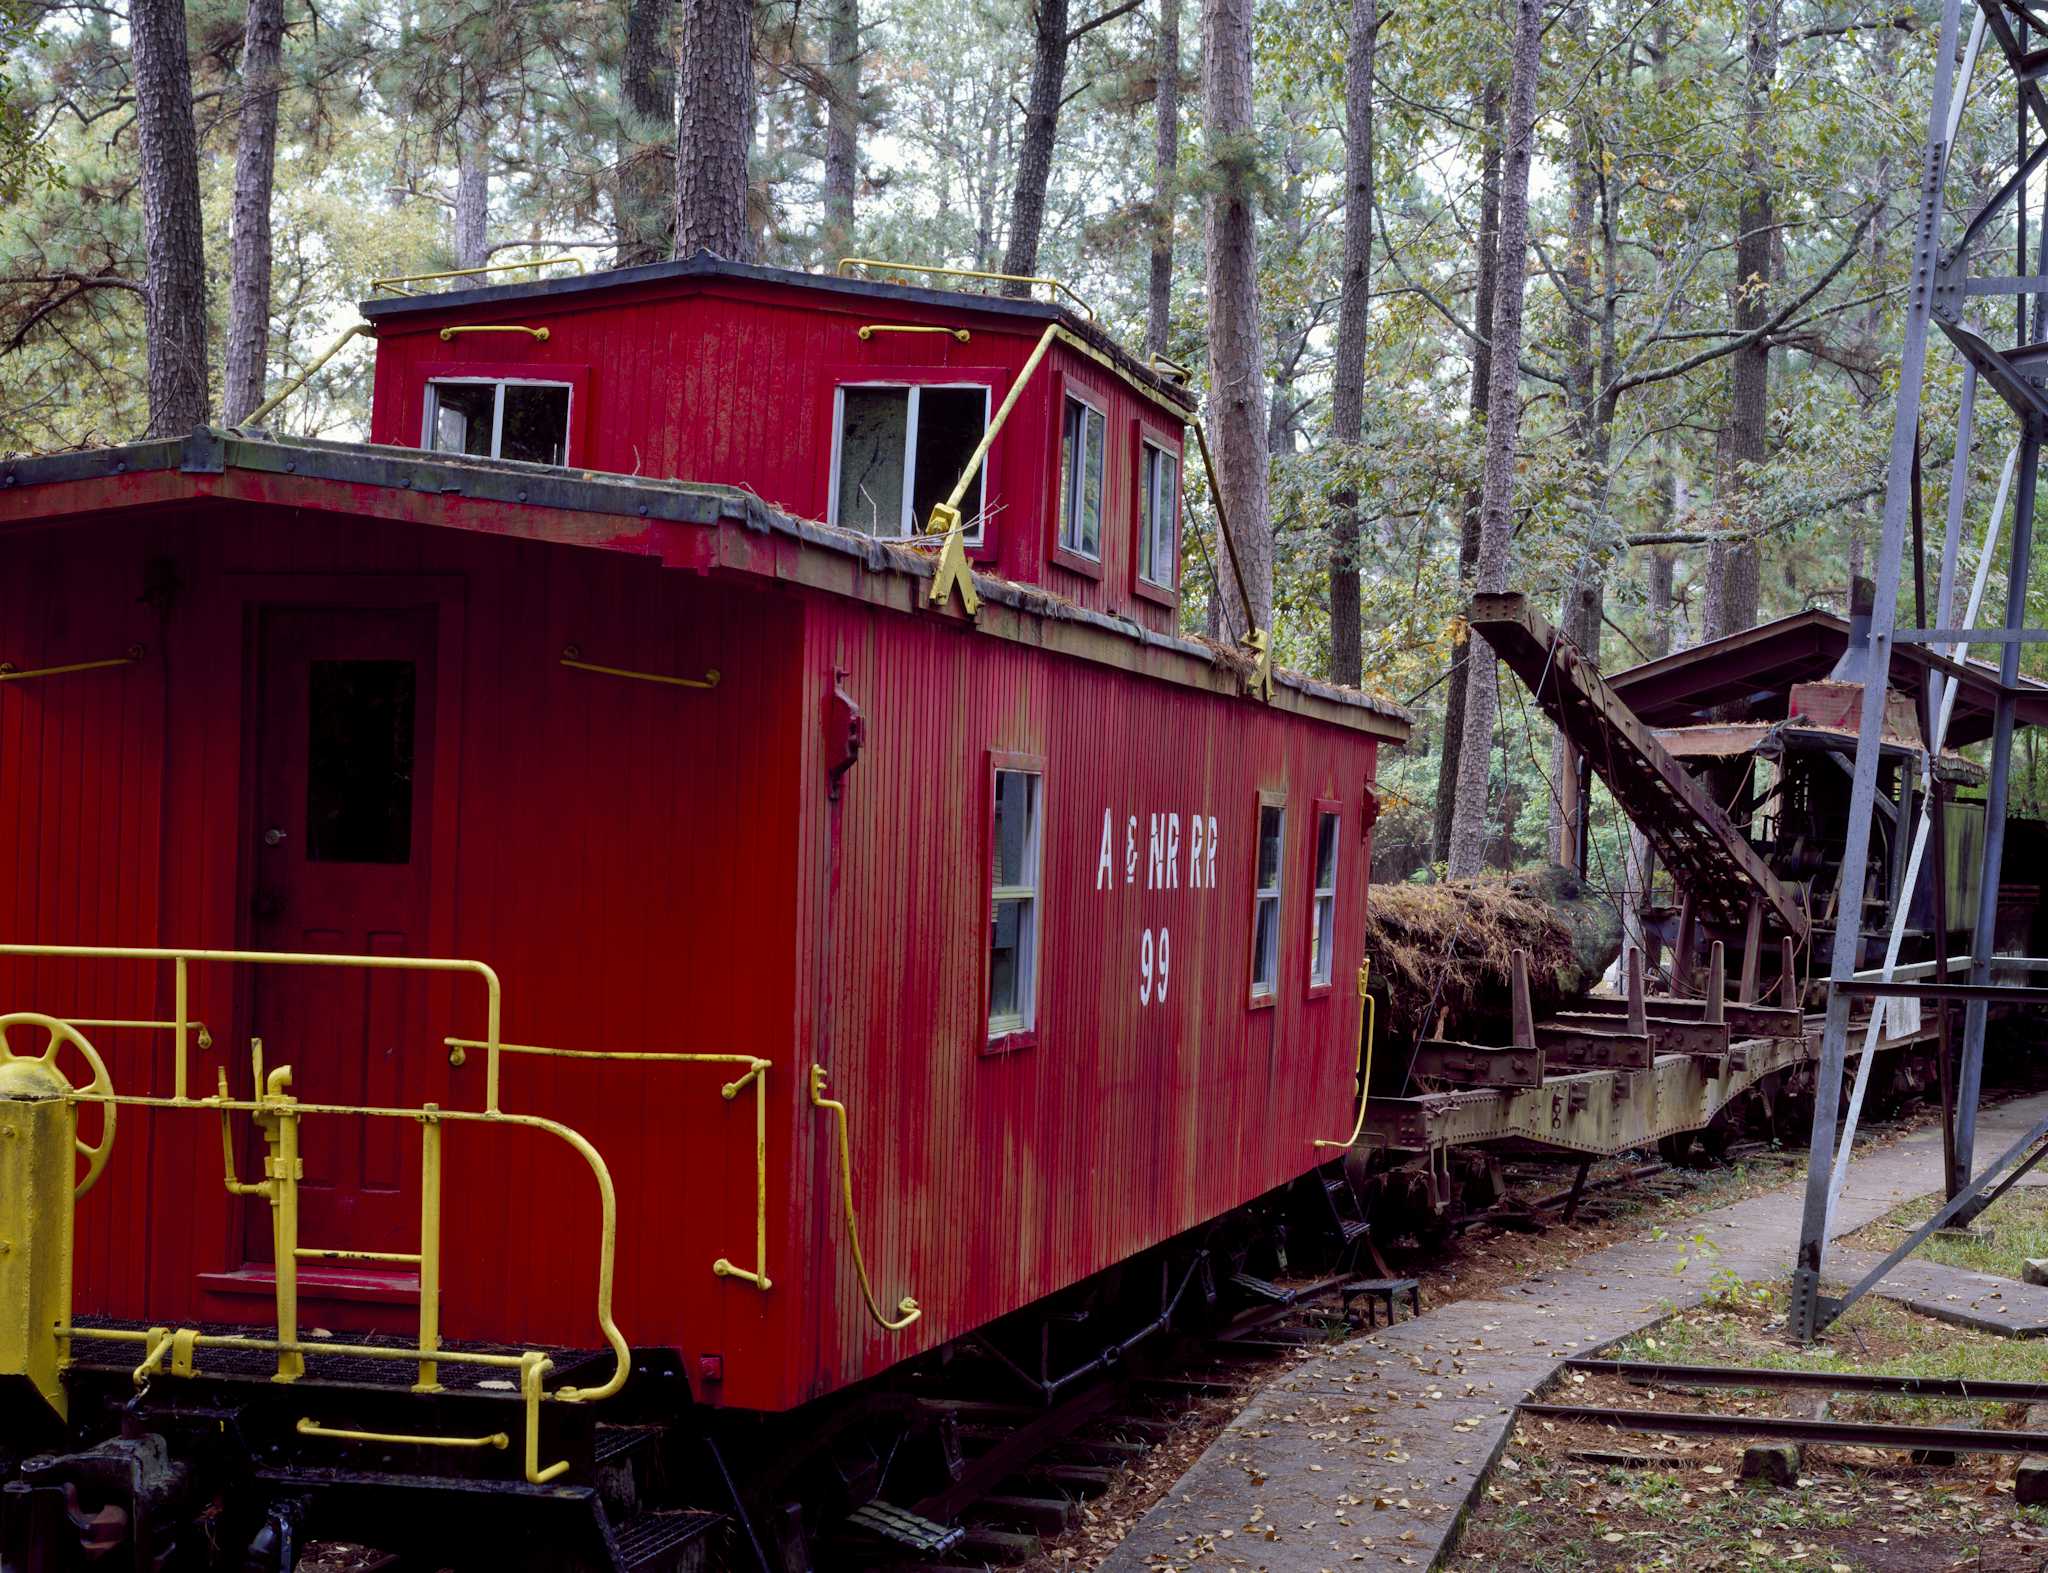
[1363,1017,1929,1158]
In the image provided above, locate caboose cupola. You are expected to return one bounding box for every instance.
[360,254,1200,635]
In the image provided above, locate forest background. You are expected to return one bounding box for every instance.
[3,0,2038,908]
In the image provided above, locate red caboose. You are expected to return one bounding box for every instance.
[0,258,1406,1568]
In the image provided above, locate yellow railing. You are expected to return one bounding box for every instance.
[837,256,1094,320]
[369,256,587,297]
[447,1036,773,1290]
[0,941,773,1483]
[809,1063,919,1331]
[1314,960,1376,1150]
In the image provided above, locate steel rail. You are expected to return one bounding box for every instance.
[1517,1402,2048,1456]
[1561,1359,2048,1402]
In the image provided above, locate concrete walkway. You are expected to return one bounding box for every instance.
[1098,1092,2048,1573]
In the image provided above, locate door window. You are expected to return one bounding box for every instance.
[305,659,417,864]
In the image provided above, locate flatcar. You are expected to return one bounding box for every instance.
[0,256,1407,1569]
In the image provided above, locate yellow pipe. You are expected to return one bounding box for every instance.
[522,1352,569,1484]
[0,651,142,685]
[294,1248,422,1265]
[438,324,550,342]
[837,257,1093,320]
[68,1324,530,1371]
[238,324,372,429]
[416,1110,442,1391]
[297,1416,508,1451]
[926,323,1060,540]
[64,1017,211,1051]
[809,1064,919,1331]
[1314,960,1377,1150]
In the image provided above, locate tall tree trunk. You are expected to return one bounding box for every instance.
[455,105,488,268]
[821,0,860,260]
[1145,0,1180,355]
[1326,0,1377,687]
[675,0,755,259]
[1444,0,1544,881]
[1002,0,1071,290]
[618,0,677,265]
[1432,78,1503,862]
[1704,0,1777,641]
[222,0,283,425]
[1266,120,1307,457]
[131,0,210,435]
[1201,0,1272,639]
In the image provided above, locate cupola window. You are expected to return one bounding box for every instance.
[832,384,989,539]
[1058,394,1106,559]
[423,379,572,465]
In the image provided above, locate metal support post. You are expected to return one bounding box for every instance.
[1789,0,1962,1343]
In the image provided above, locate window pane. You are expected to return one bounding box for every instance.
[1059,398,1083,549]
[1082,407,1105,556]
[1253,896,1279,991]
[1155,452,1178,581]
[990,897,1023,1020]
[1256,805,1284,891]
[837,388,910,535]
[1312,894,1335,985]
[428,382,494,457]
[911,387,987,533]
[1138,449,1156,580]
[993,770,1037,888]
[499,384,570,465]
[307,660,416,863]
[1316,812,1339,889]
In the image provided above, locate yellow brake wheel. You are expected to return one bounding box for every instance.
[0,1011,116,1197]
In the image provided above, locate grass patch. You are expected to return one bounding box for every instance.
[1839,1184,2048,1281]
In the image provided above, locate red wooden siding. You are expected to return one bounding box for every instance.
[0,470,1391,1414]
[364,272,1191,635]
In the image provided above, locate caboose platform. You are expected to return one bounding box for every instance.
[1098,1090,2048,1572]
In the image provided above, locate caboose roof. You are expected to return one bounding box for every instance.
[357,251,1198,415]
[0,427,1407,739]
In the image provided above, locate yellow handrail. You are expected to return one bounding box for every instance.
[857,324,971,342]
[369,257,586,296]
[438,324,550,342]
[238,324,372,429]
[297,1416,508,1451]
[0,648,144,685]
[0,944,504,1110]
[448,1035,772,1290]
[837,257,1094,320]
[1314,960,1376,1150]
[809,1064,920,1331]
[560,647,721,691]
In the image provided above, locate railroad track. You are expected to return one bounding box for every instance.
[827,1118,1952,1570]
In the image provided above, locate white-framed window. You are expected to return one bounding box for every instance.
[831,383,990,539]
[1058,393,1106,559]
[1310,809,1339,987]
[423,379,572,465]
[989,767,1043,1035]
[1138,439,1179,587]
[1251,802,1285,997]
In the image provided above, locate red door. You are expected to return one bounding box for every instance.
[245,605,440,1260]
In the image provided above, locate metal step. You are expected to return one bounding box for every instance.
[846,1500,965,1554]
[610,1508,725,1573]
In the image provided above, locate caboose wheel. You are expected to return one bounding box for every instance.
[0,1012,116,1197]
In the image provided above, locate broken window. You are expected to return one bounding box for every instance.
[832,384,988,539]
[423,380,571,465]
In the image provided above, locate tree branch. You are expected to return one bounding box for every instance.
[1067,0,1142,43]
